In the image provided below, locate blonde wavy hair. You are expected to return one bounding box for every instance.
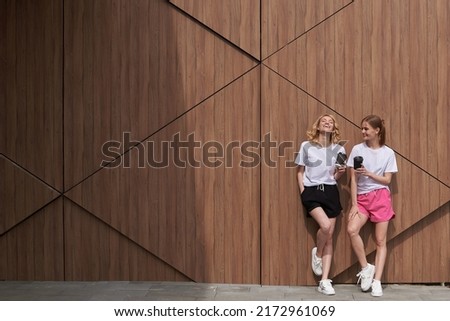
[306,114,341,145]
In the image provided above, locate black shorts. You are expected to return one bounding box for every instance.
[300,184,342,218]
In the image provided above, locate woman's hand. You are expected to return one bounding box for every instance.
[348,205,359,221]
[355,166,372,178]
[334,165,346,180]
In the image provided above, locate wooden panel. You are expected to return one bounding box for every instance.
[0,198,64,280]
[0,155,60,234]
[0,0,63,190]
[170,0,260,59]
[261,0,352,59]
[261,66,450,285]
[65,68,261,283]
[265,0,450,186]
[64,199,190,281]
[64,0,257,190]
[0,1,4,142]
[433,0,450,186]
[409,203,450,283]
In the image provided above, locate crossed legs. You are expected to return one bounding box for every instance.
[310,207,337,280]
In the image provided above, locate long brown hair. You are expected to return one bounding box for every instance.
[362,114,386,146]
[306,114,341,145]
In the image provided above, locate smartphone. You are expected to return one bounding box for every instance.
[335,152,347,168]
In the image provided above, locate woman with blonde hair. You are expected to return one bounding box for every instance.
[295,114,346,295]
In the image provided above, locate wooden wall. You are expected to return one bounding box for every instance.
[1,0,449,285]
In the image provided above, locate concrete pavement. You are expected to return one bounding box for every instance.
[0,281,449,301]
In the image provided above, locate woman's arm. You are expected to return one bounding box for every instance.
[297,166,305,194]
[355,167,393,185]
[348,168,359,221]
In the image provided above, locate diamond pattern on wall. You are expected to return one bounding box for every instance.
[1,0,449,284]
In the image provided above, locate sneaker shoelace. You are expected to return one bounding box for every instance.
[321,279,332,287]
[356,271,366,285]
[313,257,322,269]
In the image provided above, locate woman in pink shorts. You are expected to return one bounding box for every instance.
[347,115,398,297]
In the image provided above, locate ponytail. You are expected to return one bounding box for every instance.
[362,115,386,146]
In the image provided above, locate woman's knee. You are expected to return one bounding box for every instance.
[320,221,333,237]
[347,223,359,237]
[374,237,386,248]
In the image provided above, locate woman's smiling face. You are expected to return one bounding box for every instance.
[318,116,335,133]
[361,121,380,142]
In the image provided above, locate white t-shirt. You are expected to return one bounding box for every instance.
[295,141,346,186]
[347,143,398,194]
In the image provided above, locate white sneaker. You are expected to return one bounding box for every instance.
[318,279,335,295]
[311,247,322,276]
[371,279,383,297]
[356,263,375,291]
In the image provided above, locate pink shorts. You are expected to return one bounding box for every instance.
[357,188,395,222]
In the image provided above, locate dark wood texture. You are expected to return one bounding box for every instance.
[0,156,59,234]
[0,197,64,280]
[0,0,63,191]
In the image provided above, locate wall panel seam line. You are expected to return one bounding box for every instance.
[167,0,260,62]
[63,64,261,194]
[262,0,355,62]
[0,153,62,193]
[62,0,65,195]
[63,197,195,282]
[0,195,62,237]
[259,0,263,282]
[259,59,263,284]
[259,0,262,62]
[62,0,66,281]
